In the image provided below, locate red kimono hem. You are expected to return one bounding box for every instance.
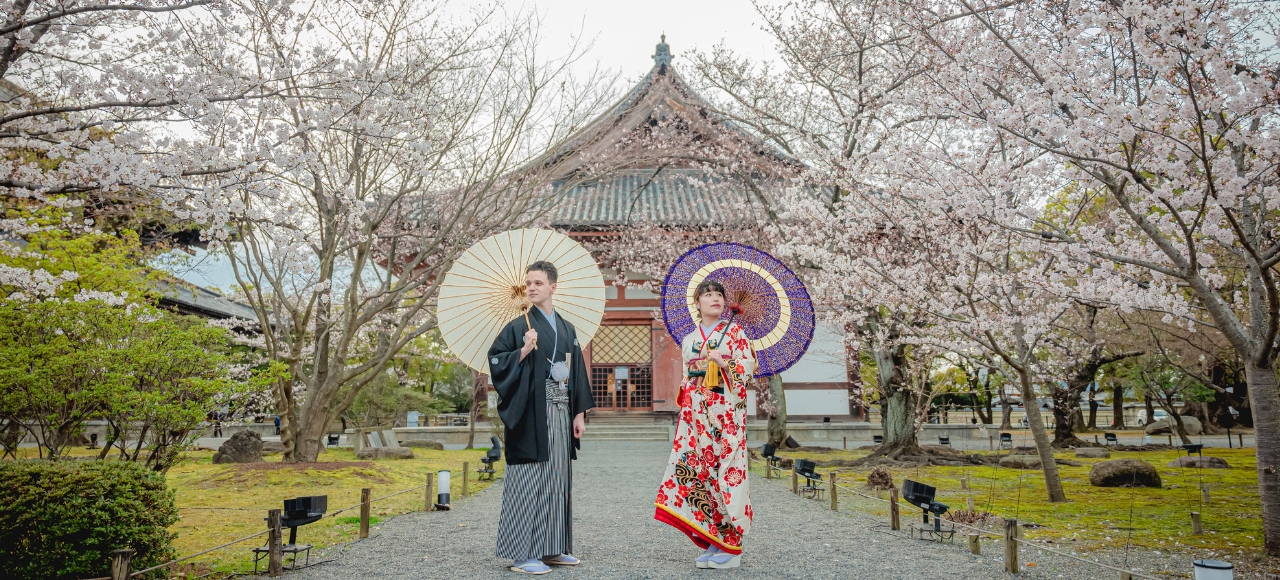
[653,503,743,555]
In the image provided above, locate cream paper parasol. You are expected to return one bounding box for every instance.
[437,228,605,374]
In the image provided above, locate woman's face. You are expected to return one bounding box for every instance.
[697,289,725,321]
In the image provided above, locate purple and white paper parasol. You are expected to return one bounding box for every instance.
[660,242,815,377]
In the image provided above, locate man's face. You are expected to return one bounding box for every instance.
[526,270,556,306]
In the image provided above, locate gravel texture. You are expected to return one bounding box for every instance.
[290,440,1198,579]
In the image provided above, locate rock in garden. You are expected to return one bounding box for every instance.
[1167,456,1229,469]
[261,441,285,454]
[1090,459,1162,487]
[212,430,263,464]
[1143,416,1202,435]
[401,440,445,450]
[355,446,414,460]
[999,455,1042,469]
[1075,448,1111,459]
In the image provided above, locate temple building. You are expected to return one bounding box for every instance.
[541,37,857,422]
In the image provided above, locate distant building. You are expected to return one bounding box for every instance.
[154,276,258,321]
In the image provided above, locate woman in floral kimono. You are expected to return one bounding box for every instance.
[653,279,754,569]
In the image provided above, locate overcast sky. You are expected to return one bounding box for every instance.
[527,0,776,79]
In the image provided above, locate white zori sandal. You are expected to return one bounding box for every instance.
[542,554,580,566]
[707,551,741,569]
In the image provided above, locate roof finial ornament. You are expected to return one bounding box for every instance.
[653,34,672,67]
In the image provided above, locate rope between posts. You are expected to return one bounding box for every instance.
[128,529,269,577]
[828,481,1158,579]
[328,484,429,517]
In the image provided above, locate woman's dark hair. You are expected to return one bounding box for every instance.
[526,260,558,284]
[694,279,726,302]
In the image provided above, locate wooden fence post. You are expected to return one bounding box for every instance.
[1119,572,1133,580]
[109,549,134,580]
[830,472,838,511]
[791,468,799,494]
[462,462,469,498]
[425,473,433,512]
[967,497,975,512]
[889,488,901,531]
[1004,518,1019,574]
[1192,511,1203,534]
[765,460,772,479]
[1239,433,1245,448]
[359,488,371,539]
[967,533,980,555]
[843,436,847,450]
[267,508,283,577]
[960,476,968,490]
[1202,487,1211,504]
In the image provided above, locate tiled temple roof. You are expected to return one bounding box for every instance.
[549,168,773,228]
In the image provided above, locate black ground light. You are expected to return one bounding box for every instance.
[254,495,327,572]
[903,479,950,531]
[479,436,502,481]
[761,443,779,474]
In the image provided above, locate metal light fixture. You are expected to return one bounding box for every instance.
[761,443,779,475]
[903,479,950,531]
[434,470,452,511]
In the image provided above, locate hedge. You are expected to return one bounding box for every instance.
[0,460,178,580]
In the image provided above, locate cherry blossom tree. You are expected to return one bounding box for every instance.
[0,0,276,298]
[202,0,614,462]
[893,0,1280,552]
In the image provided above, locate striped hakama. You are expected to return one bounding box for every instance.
[495,379,573,560]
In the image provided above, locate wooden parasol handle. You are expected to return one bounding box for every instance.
[522,307,538,351]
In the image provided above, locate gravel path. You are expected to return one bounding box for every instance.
[290,441,1184,579]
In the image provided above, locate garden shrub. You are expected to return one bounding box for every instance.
[0,460,178,580]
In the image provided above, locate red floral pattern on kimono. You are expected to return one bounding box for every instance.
[653,320,754,555]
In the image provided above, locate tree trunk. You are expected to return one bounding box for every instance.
[466,372,487,449]
[1016,370,1067,502]
[1087,391,1099,429]
[766,374,787,448]
[882,388,918,448]
[1000,397,1014,430]
[1168,410,1193,445]
[1144,395,1156,426]
[871,343,921,457]
[1110,384,1125,429]
[1244,362,1280,556]
[1051,385,1083,447]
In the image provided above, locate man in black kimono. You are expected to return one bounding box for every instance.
[488,260,594,574]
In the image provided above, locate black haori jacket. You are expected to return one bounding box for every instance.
[487,309,595,465]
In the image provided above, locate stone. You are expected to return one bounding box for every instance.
[401,440,444,450]
[261,441,285,454]
[1075,448,1111,459]
[356,446,414,460]
[1143,416,1202,435]
[1090,459,1162,487]
[1167,456,1230,469]
[212,430,263,464]
[999,455,1042,469]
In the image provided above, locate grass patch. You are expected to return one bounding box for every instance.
[761,446,1267,562]
[336,515,381,525]
[161,446,500,574]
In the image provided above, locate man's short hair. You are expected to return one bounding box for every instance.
[526,260,558,284]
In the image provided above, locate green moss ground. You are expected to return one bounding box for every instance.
[18,445,500,575]
[759,446,1268,564]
